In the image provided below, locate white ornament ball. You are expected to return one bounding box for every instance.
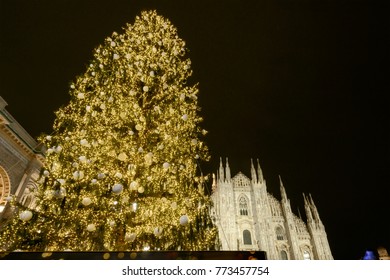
[153,227,163,237]
[86,224,96,232]
[135,124,142,131]
[130,181,138,191]
[43,170,50,177]
[79,156,87,163]
[180,215,189,226]
[109,220,116,227]
[129,130,134,136]
[77,92,85,99]
[46,136,52,141]
[112,184,123,194]
[137,187,144,194]
[149,71,155,77]
[58,179,65,185]
[195,154,200,159]
[163,162,170,169]
[113,54,119,60]
[19,210,33,221]
[114,172,123,179]
[72,162,79,168]
[97,173,106,180]
[143,86,149,92]
[73,170,84,180]
[55,146,63,153]
[191,139,198,145]
[171,202,177,210]
[80,139,88,146]
[82,197,92,206]
[46,148,54,154]
[182,114,188,121]
[110,41,116,47]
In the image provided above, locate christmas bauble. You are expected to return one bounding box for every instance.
[191,139,198,145]
[180,215,189,226]
[97,173,105,179]
[82,197,92,206]
[137,187,144,193]
[19,210,33,221]
[73,171,84,180]
[46,135,52,141]
[163,162,170,169]
[130,181,138,191]
[113,54,119,60]
[86,224,96,232]
[80,139,88,146]
[77,93,85,99]
[43,170,50,177]
[143,86,149,92]
[182,114,188,121]
[153,227,163,237]
[91,179,97,185]
[112,184,123,194]
[79,156,87,163]
[55,146,63,153]
[115,172,123,179]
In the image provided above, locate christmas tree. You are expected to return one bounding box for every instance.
[0,10,218,251]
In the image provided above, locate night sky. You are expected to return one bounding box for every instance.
[1,0,388,259]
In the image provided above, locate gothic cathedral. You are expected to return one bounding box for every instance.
[211,158,333,260]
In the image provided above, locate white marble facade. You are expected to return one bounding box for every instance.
[211,158,333,260]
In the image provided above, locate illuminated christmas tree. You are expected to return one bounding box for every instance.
[0,10,218,251]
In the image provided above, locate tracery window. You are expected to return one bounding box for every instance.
[276,226,285,240]
[239,196,248,216]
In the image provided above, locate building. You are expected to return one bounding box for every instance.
[0,96,44,220]
[211,158,333,260]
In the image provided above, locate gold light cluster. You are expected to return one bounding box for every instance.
[0,10,218,252]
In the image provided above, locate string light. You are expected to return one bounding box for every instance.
[0,10,218,252]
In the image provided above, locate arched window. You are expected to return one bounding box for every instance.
[239,197,248,216]
[303,251,311,260]
[280,250,288,260]
[243,230,252,245]
[276,226,285,240]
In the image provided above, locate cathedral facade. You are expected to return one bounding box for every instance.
[0,96,44,220]
[211,158,333,260]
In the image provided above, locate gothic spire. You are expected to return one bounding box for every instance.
[309,193,322,223]
[225,157,231,181]
[279,175,288,201]
[303,193,313,222]
[212,173,217,192]
[251,158,257,183]
[256,158,264,183]
[218,157,225,182]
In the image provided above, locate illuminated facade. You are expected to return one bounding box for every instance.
[211,158,333,260]
[0,96,44,220]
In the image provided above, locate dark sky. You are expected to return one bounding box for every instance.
[1,0,388,259]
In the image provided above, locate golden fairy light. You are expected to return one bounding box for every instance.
[0,10,218,252]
